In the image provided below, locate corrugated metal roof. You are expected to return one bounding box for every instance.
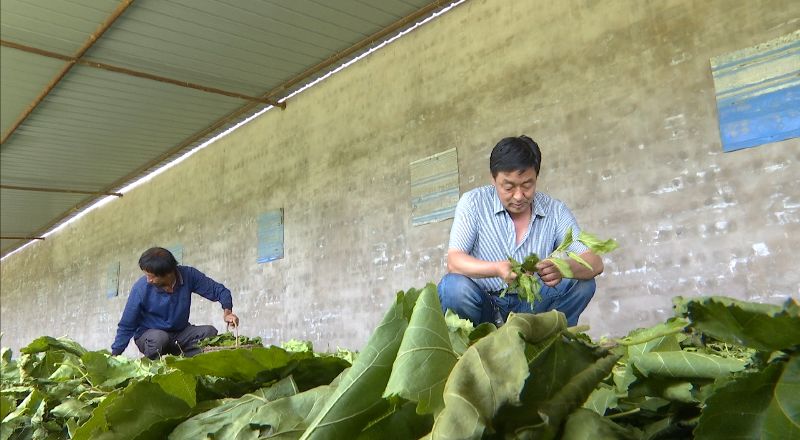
[0,0,459,256]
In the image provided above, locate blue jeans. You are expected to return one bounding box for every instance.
[437,273,595,327]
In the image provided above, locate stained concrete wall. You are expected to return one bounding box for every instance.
[1,0,798,355]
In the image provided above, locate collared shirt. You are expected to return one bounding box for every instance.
[448,185,588,292]
[111,265,233,354]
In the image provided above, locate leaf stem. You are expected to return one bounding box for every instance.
[606,407,641,419]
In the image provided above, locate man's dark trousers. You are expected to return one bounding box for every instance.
[134,324,217,359]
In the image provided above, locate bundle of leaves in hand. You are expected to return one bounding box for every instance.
[195,332,263,348]
[503,227,618,304]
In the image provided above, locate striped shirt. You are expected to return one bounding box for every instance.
[448,185,588,292]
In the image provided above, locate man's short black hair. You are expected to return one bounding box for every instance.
[489,135,542,177]
[138,247,178,276]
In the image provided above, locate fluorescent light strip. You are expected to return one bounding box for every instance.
[1,0,464,262]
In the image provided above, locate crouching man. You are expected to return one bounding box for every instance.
[439,135,603,327]
[111,247,239,358]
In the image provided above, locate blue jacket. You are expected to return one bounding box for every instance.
[111,266,233,354]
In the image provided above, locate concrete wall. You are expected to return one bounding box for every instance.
[2,0,798,355]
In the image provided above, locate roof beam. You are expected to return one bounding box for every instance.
[1,0,135,145]
[0,184,123,197]
[1,236,45,241]
[0,40,285,108]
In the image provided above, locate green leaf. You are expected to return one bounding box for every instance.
[81,351,150,389]
[503,256,543,305]
[695,355,800,439]
[167,346,348,392]
[430,311,568,439]
[0,348,20,385]
[50,399,93,422]
[73,372,197,440]
[612,361,637,395]
[548,257,573,279]
[444,310,473,356]
[197,331,262,348]
[300,288,420,439]
[0,346,12,363]
[153,370,197,407]
[519,254,541,273]
[633,351,746,379]
[616,318,689,346]
[41,379,84,403]
[384,284,458,415]
[663,381,696,403]
[47,358,83,382]
[509,347,620,439]
[640,417,676,440]
[677,296,800,352]
[0,395,16,421]
[20,351,79,382]
[167,346,300,381]
[627,334,683,359]
[253,383,335,439]
[518,274,535,303]
[628,376,698,404]
[562,408,640,440]
[282,355,353,394]
[583,384,618,415]
[577,231,619,254]
[70,389,122,440]
[20,336,87,357]
[357,401,433,440]
[468,323,496,343]
[1,388,45,439]
[282,339,314,353]
[169,376,300,440]
[567,251,593,271]
[555,227,574,253]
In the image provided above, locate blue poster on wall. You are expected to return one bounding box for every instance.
[258,209,284,263]
[710,31,800,152]
[106,261,120,298]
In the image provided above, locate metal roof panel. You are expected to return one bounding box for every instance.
[0,188,90,234]
[2,65,242,191]
[0,0,455,255]
[0,0,120,54]
[0,46,67,135]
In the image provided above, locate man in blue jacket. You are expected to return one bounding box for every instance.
[111,247,240,358]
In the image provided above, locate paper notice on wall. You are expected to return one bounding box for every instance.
[106,261,120,298]
[711,30,800,152]
[410,148,460,226]
[258,209,284,263]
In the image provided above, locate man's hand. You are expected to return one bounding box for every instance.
[223,309,240,327]
[496,260,517,285]
[536,259,562,287]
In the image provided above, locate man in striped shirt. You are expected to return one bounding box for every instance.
[439,135,603,327]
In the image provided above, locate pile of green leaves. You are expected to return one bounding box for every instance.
[2,289,798,439]
[0,336,167,439]
[196,332,263,348]
[0,337,350,439]
[503,228,619,303]
[590,296,800,439]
